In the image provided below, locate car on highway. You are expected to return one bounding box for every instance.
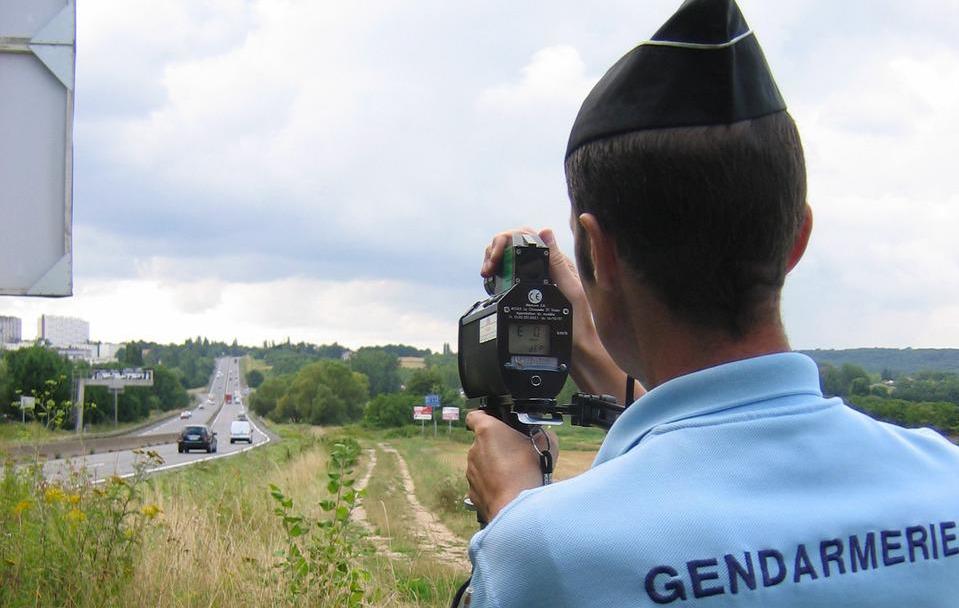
[178,425,218,453]
[230,420,253,444]
[179,410,192,419]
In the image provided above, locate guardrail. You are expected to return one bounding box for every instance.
[2,432,181,463]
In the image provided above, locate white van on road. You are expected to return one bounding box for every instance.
[230,419,253,444]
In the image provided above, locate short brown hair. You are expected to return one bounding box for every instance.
[565,111,807,336]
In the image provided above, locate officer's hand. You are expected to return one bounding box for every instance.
[466,409,559,523]
[481,227,586,311]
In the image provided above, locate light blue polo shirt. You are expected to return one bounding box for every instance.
[467,353,959,607]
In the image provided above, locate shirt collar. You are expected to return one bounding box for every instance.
[593,352,823,466]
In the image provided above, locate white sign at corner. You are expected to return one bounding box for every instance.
[0,0,76,296]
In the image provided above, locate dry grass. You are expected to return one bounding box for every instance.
[15,421,601,607]
[122,428,331,606]
[384,434,598,543]
[359,445,470,607]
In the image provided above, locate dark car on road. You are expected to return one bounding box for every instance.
[178,425,218,453]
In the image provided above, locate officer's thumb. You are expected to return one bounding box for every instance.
[539,228,569,270]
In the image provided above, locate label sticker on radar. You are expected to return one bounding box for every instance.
[479,315,497,343]
[528,289,543,304]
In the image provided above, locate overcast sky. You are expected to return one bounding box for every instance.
[3,0,959,352]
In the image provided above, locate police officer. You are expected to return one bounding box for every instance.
[462,0,959,605]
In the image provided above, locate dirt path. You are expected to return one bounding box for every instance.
[353,443,470,569]
[378,444,470,570]
[353,448,407,562]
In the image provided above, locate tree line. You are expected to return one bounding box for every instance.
[0,345,189,428]
[246,343,462,428]
[803,348,959,375]
[0,337,455,430]
[818,362,959,437]
[22,335,957,438]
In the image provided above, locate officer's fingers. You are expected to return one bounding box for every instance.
[481,227,537,277]
[481,234,509,277]
[466,409,491,433]
[539,229,575,276]
[539,228,585,297]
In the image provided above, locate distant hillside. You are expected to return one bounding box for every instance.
[800,348,959,376]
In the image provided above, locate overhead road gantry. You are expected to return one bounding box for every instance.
[76,369,154,430]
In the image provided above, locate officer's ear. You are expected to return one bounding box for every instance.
[577,213,619,291]
[786,204,813,274]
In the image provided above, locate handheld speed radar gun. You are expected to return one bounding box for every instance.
[458,233,572,429]
[458,233,631,432]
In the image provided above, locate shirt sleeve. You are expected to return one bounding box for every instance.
[467,488,568,608]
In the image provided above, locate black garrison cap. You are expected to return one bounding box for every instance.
[566,0,786,158]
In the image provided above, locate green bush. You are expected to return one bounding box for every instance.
[363,393,418,428]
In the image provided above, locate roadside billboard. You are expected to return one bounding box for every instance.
[413,406,432,421]
[442,407,459,421]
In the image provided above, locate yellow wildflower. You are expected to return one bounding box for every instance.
[68,493,82,505]
[44,486,65,504]
[66,508,86,523]
[12,499,31,516]
[140,504,161,519]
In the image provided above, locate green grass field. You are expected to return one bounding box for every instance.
[1,419,603,606]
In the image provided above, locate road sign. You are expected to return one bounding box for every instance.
[425,394,441,407]
[0,0,76,296]
[19,395,35,422]
[413,406,432,421]
[442,407,459,421]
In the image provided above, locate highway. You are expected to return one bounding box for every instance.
[42,357,272,482]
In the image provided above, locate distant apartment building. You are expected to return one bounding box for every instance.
[93,342,122,363]
[54,342,118,363]
[38,314,89,347]
[0,315,22,343]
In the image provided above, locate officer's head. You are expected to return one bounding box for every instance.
[565,110,808,338]
[563,0,810,347]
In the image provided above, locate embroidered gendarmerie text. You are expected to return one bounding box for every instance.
[644,521,958,604]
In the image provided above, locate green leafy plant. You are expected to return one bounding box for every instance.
[12,374,75,430]
[271,437,369,606]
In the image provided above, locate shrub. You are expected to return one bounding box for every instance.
[363,393,418,428]
[0,450,164,607]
